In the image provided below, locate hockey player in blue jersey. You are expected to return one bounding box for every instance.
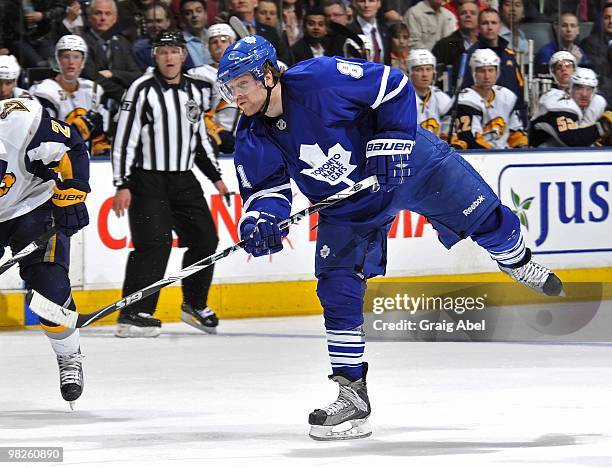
[217,36,564,441]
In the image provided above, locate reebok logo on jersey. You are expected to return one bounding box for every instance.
[365,139,414,157]
[463,195,485,216]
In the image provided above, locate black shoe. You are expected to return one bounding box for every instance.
[115,312,162,338]
[181,303,219,334]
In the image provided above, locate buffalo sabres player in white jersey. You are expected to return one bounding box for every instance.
[408,49,451,138]
[0,55,31,100]
[188,23,239,153]
[452,48,527,150]
[0,98,90,408]
[29,35,110,156]
[530,67,611,147]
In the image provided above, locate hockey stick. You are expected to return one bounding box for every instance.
[229,16,249,39]
[27,176,379,328]
[0,226,59,277]
[446,53,469,144]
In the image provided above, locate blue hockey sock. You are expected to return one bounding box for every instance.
[326,327,365,381]
[471,205,526,267]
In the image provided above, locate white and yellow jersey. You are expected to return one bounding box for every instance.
[29,78,108,131]
[415,87,452,137]
[10,87,33,99]
[530,88,605,147]
[452,85,526,150]
[0,99,86,222]
[188,64,240,133]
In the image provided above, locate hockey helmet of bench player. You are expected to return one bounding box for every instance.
[0,55,20,81]
[469,48,500,84]
[217,35,279,104]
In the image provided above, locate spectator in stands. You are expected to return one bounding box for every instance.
[404,0,456,51]
[385,21,409,73]
[82,0,142,102]
[63,0,86,36]
[530,67,611,147]
[442,0,484,20]
[463,8,525,106]
[256,0,280,29]
[347,0,387,64]
[322,0,349,25]
[282,0,303,46]
[535,12,587,66]
[132,2,180,69]
[180,0,211,66]
[292,8,330,63]
[580,2,612,106]
[117,0,150,41]
[380,0,411,24]
[229,0,292,64]
[499,0,527,60]
[346,4,355,24]
[0,0,68,68]
[433,0,479,84]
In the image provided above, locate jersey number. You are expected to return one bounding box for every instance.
[556,116,578,132]
[51,120,71,138]
[0,173,16,197]
[454,116,471,132]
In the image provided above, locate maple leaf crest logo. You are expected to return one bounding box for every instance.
[299,143,356,186]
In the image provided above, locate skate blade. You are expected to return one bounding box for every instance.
[309,418,372,441]
[115,324,161,338]
[181,312,217,335]
[69,401,75,411]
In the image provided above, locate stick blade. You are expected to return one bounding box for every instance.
[26,290,78,328]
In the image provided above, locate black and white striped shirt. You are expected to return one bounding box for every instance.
[112,69,221,187]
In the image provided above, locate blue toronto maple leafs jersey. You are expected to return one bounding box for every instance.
[233,56,418,226]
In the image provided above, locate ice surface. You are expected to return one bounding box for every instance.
[1,315,612,467]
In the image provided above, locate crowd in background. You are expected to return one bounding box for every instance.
[1,0,611,153]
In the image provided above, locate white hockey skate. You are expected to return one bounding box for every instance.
[181,303,219,334]
[309,363,372,441]
[115,312,162,338]
[499,249,564,296]
[57,350,84,410]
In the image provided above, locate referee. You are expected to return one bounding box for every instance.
[111,30,229,338]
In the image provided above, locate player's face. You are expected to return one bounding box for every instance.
[559,15,579,43]
[226,73,266,116]
[0,79,16,100]
[324,4,348,25]
[305,15,327,39]
[181,1,207,32]
[209,36,233,63]
[479,13,501,42]
[59,50,85,80]
[154,46,186,79]
[474,66,497,89]
[553,61,575,87]
[353,0,380,22]
[572,84,594,108]
[89,0,117,33]
[255,1,278,27]
[390,30,409,53]
[410,65,434,91]
[144,6,171,34]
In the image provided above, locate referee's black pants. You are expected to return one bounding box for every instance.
[121,169,219,317]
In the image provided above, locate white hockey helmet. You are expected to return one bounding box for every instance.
[208,23,237,42]
[343,34,372,60]
[407,49,436,73]
[570,67,598,88]
[548,50,576,84]
[55,35,88,70]
[470,48,500,83]
[0,55,20,81]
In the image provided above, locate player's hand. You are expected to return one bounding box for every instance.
[112,189,131,218]
[52,179,90,236]
[239,211,288,257]
[365,137,413,192]
[213,180,233,205]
